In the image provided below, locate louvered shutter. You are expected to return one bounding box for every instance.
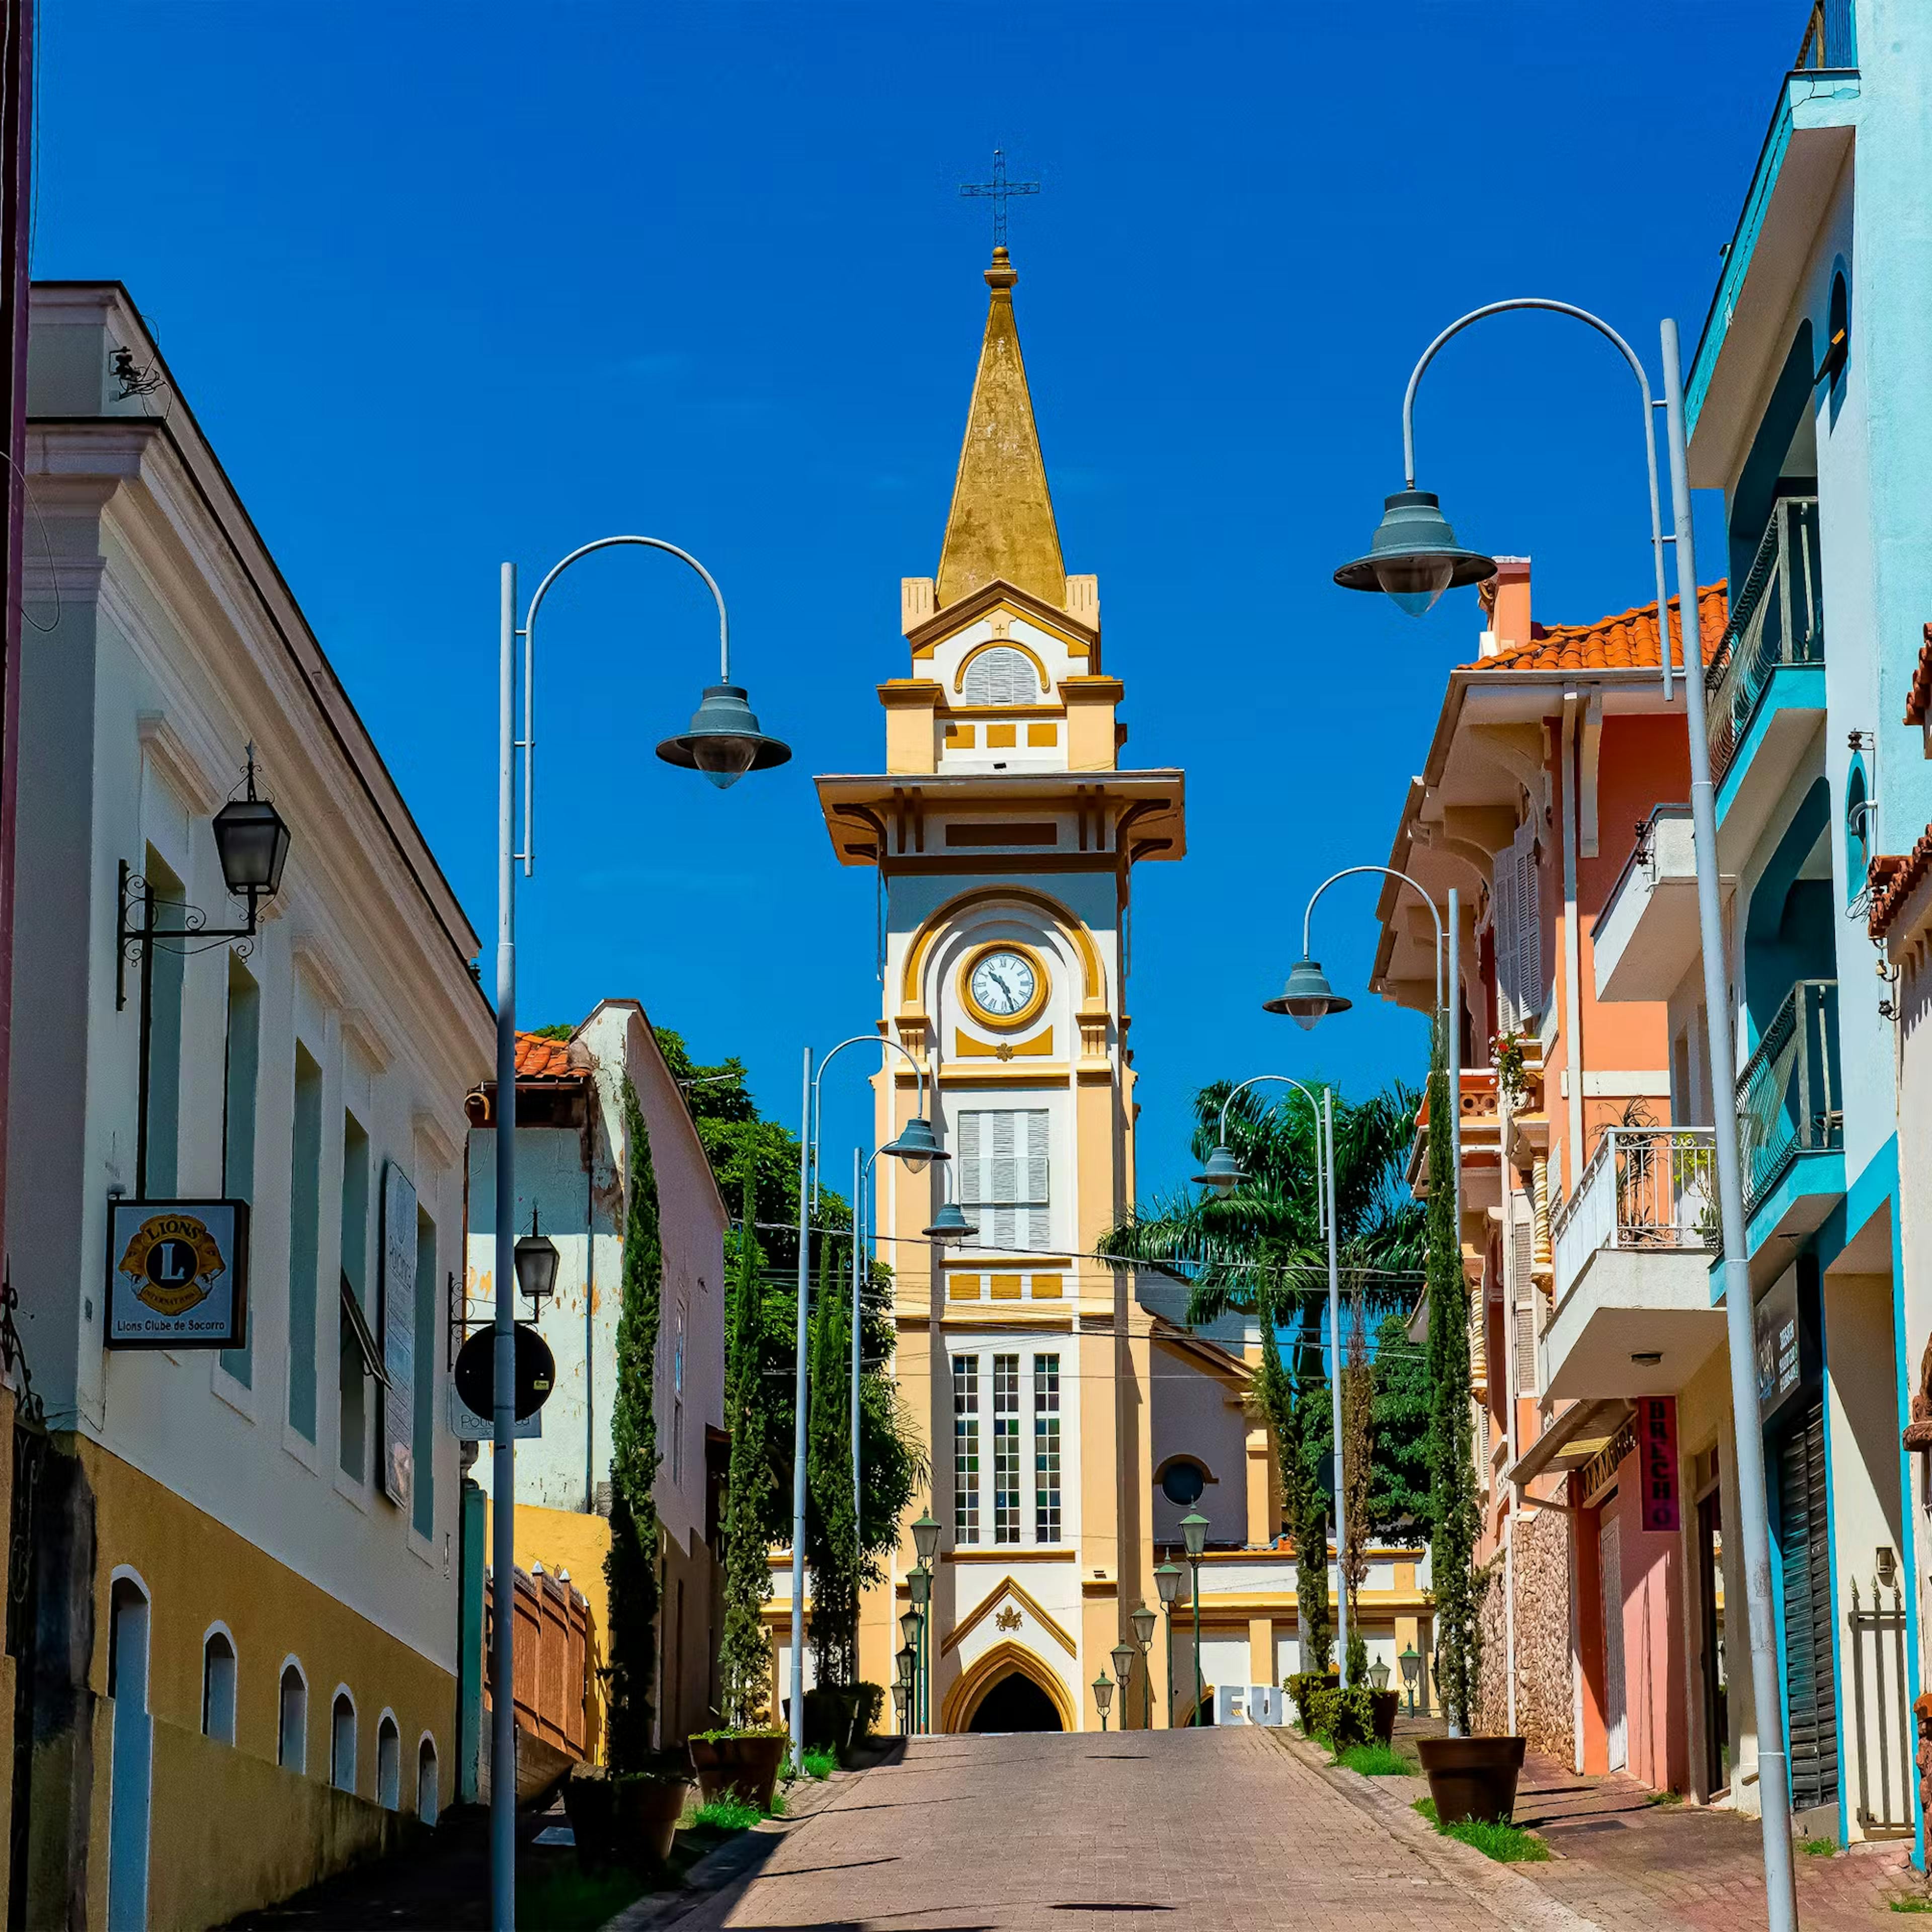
[1512,1202,1537,1396]
[1493,842,1520,1027]
[958,1110,1050,1251]
[1514,819,1543,1027]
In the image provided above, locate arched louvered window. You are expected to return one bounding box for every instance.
[961,648,1043,707]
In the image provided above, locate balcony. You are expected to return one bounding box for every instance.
[1541,1126,1725,1399]
[1593,805,1701,1004]
[1737,978,1843,1250]
[1707,497,1826,854]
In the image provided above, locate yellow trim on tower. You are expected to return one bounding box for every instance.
[900,886,1103,1010]
[941,1575,1078,1658]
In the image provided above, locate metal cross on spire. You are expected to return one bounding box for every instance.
[959,148,1039,251]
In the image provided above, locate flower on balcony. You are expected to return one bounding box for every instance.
[1491,1030,1531,1108]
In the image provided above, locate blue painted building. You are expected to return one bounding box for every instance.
[1683,0,1929,1854]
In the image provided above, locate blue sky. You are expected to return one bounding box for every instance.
[39,2,1797,1203]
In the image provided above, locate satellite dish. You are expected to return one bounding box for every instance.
[454,1322,555,1424]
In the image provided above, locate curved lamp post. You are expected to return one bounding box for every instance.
[1192,1072,1351,1684]
[1131,1603,1157,1729]
[491,537,787,1930]
[1330,299,1794,1931]
[1153,1562,1182,1729]
[1181,1510,1208,1725]
[789,1037,947,1773]
[1110,1640,1138,1730]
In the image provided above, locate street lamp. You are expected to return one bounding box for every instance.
[1367,1659,1391,1693]
[488,536,787,1932]
[891,1676,912,1736]
[1399,1642,1421,1717]
[1131,1603,1157,1730]
[1154,1562,1182,1729]
[1110,1641,1138,1729]
[1333,298,1795,1931]
[908,1562,932,1734]
[513,1210,560,1322]
[1191,1072,1352,1684]
[789,1038,948,1776]
[1181,1511,1208,1727]
[1092,1670,1114,1732]
[923,1162,978,1244]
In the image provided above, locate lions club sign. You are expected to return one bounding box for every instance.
[106,1200,249,1348]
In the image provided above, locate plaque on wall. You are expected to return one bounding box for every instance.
[106,1199,249,1349]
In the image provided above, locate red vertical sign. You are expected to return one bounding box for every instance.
[1640,1395,1679,1533]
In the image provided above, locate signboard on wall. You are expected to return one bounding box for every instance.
[1639,1395,1680,1534]
[105,1200,249,1348]
[380,1162,417,1509]
[1755,1263,1803,1420]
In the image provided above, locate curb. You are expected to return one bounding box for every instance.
[1264,1728,1608,1932]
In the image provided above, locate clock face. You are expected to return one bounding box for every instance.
[969,950,1037,1018]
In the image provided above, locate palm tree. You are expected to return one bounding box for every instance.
[1103,1079,1425,1676]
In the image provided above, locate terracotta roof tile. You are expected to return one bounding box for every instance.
[1906,622,1932,725]
[514,1032,577,1080]
[1869,847,1925,941]
[1464,582,1728,675]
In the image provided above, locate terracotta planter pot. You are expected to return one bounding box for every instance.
[613,1775,690,1867]
[688,1733,786,1813]
[1416,1735,1527,1825]
[561,1773,615,1867]
[1368,1689,1400,1746]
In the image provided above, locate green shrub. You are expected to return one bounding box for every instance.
[801,1745,838,1780]
[1800,1835,1837,1858]
[1307,1682,1375,1750]
[1288,1671,1338,1734]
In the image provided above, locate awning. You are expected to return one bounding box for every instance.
[1506,1397,1631,1491]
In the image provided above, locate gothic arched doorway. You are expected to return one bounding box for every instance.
[968,1671,1063,1733]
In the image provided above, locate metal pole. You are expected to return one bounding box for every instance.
[852,1149,863,1535]
[1498,1073,1518,1737]
[788,1048,812,1775]
[491,561,518,1932]
[1324,1088,1348,1686]
[1164,1603,1174,1729]
[1660,316,1797,1930]
[1191,1559,1202,1725]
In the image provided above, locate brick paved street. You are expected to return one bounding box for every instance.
[667,1729,1932,1932]
[673,1728,1585,1931]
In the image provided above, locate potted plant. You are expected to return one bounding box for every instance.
[1367,1687,1401,1745]
[612,1760,693,1866]
[1416,1734,1528,1824]
[562,1767,616,1867]
[688,1727,788,1813]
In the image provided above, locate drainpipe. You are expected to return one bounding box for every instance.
[1559,693,1587,1187]
[585,1109,597,1517]
[1498,1077,1519,1739]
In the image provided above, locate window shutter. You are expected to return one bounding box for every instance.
[956,1109,1049,1251]
[1514,820,1543,1027]
[1024,1112,1050,1248]
[1512,1203,1537,1396]
[1493,844,1519,1027]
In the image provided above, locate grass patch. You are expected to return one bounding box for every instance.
[1644,1788,1683,1807]
[1889,1898,1932,1914]
[1411,1796,1550,1864]
[691,1798,762,1832]
[1800,1836,1837,1858]
[800,1745,839,1781]
[1337,1741,1414,1777]
[518,1862,658,1931]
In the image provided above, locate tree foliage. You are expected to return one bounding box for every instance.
[1370,1310,1432,1535]
[718,1171,775,1727]
[806,1234,861,1686]
[604,1079,663,1771]
[1341,1289,1373,1683]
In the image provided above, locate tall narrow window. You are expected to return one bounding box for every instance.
[1033,1354,1061,1543]
[331,1693,356,1793]
[412,1213,438,1538]
[958,1110,1050,1252]
[338,1111,370,1481]
[376,1715,400,1811]
[278,1663,307,1770]
[220,959,261,1386]
[201,1631,237,1744]
[993,1354,1020,1544]
[287,1045,324,1443]
[672,1304,686,1487]
[953,1356,980,1545]
[141,846,186,1196]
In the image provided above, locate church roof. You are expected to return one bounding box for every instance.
[935,247,1067,612]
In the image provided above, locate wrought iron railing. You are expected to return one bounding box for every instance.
[1705,497,1823,783]
[1736,979,1841,1222]
[1551,1126,1718,1307]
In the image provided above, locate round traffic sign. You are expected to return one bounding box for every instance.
[454,1322,556,1423]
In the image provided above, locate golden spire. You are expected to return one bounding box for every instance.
[935,247,1067,612]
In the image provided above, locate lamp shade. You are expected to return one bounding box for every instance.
[911,1510,942,1563]
[655,682,792,790]
[895,1645,916,1689]
[211,793,292,899]
[907,1563,931,1609]
[1131,1602,1157,1650]
[1399,1643,1421,1686]
[1111,1641,1137,1690]
[923,1200,977,1244]
[882,1115,946,1173]
[1332,489,1496,617]
[1368,1660,1391,1692]
[899,1608,921,1650]
[891,1678,911,1724]
[1192,1143,1245,1196]
[1180,1511,1210,1560]
[1091,1671,1114,1717]
[1153,1561,1184,1606]
[1262,955,1352,1031]
[513,1227,561,1312]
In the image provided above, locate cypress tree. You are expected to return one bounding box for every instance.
[1425,1025,1483,1731]
[718,1170,774,1726]
[1259,1295,1330,1674]
[806,1235,859,1687]
[604,1079,663,1769]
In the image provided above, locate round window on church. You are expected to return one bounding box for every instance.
[1160,1460,1207,1507]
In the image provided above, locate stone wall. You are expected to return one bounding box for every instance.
[1475,1504,1573,1757]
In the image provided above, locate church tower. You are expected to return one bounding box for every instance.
[817,246,1186,1731]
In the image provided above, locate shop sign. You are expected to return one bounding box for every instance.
[1755,1263,1802,1420]
[1638,1394,1679,1533]
[106,1199,248,1348]
[379,1163,416,1509]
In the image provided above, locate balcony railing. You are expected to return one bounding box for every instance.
[1551,1126,1718,1303]
[1705,496,1823,783]
[1737,979,1842,1222]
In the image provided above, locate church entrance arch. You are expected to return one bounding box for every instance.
[940,1640,1076,1733]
